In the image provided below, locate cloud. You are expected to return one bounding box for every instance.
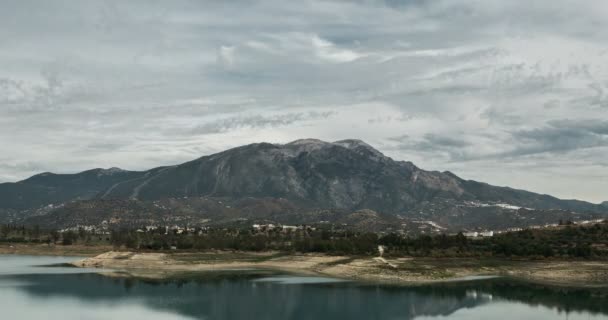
[389,133,470,150]
[0,162,50,181]
[217,45,236,70]
[387,133,475,163]
[0,0,607,202]
[310,35,364,63]
[389,119,608,163]
[188,111,336,135]
[551,119,608,135]
[505,120,608,157]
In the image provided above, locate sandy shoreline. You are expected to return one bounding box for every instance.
[2,244,606,288]
[70,250,608,288]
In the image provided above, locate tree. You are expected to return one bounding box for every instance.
[50,230,60,244]
[124,234,139,249]
[62,231,77,245]
[32,225,41,240]
[0,225,10,239]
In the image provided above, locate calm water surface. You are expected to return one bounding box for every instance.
[0,254,606,320]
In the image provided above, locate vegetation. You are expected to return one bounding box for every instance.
[0,224,109,246]
[2,220,607,260]
[379,224,608,259]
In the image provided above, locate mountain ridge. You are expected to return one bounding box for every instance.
[1,139,606,230]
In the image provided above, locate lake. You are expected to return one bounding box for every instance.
[0,255,606,320]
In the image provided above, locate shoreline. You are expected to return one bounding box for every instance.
[0,243,112,257]
[70,250,608,289]
[2,244,606,288]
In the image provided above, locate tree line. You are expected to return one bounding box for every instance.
[2,221,607,259]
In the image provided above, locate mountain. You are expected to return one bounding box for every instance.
[0,167,144,210]
[70,139,604,212]
[1,139,606,231]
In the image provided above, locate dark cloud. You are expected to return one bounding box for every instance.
[549,119,608,135]
[506,120,608,157]
[189,111,336,135]
[388,133,472,161]
[423,133,470,148]
[387,119,608,166]
[84,142,131,152]
[480,107,524,126]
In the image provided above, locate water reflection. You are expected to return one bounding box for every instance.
[0,255,606,320]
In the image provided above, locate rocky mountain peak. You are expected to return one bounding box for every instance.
[96,167,127,176]
[280,138,386,160]
[286,138,328,146]
[333,139,386,159]
[333,139,372,149]
[282,139,333,155]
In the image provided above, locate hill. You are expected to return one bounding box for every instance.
[1,139,606,231]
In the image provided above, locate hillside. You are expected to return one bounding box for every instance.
[1,139,606,230]
[95,139,603,213]
[0,168,145,210]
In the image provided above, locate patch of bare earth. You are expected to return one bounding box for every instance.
[71,252,608,287]
[506,261,608,287]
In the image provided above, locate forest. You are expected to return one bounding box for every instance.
[1,220,607,259]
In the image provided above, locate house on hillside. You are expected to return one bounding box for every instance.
[463,231,494,238]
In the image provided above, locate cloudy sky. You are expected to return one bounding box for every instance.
[1,0,607,203]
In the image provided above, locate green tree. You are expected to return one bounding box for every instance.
[32,225,41,240]
[50,230,60,244]
[62,231,77,245]
[0,225,10,239]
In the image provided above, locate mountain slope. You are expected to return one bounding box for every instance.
[98,139,604,214]
[0,168,144,210]
[1,139,606,228]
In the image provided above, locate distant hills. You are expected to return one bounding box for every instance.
[1,139,606,232]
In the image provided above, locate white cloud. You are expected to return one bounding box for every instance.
[217,45,236,70]
[0,0,607,202]
[310,35,363,63]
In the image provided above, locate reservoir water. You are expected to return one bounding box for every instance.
[0,255,606,319]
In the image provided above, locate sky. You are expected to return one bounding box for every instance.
[0,0,607,203]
